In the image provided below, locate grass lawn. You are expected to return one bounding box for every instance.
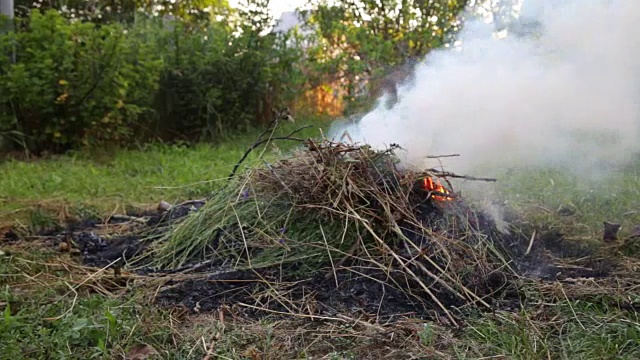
[1,120,639,359]
[0,121,323,231]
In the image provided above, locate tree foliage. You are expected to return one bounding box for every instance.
[15,0,235,25]
[300,0,469,112]
[0,0,472,153]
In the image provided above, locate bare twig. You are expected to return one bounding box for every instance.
[227,126,311,181]
[107,214,148,224]
[430,170,497,182]
[525,230,536,256]
[426,154,460,158]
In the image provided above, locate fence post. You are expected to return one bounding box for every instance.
[0,0,14,27]
[1,0,15,63]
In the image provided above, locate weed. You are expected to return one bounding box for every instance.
[27,206,60,233]
[419,323,436,347]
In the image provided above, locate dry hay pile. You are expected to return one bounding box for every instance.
[138,140,521,324]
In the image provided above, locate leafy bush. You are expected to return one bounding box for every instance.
[0,10,162,153]
[153,23,302,141]
[152,5,306,142]
[0,8,306,153]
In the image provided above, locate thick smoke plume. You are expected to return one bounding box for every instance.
[330,0,640,178]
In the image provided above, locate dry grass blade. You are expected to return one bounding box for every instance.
[142,139,516,322]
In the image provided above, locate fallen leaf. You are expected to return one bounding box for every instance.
[241,346,261,360]
[59,242,70,252]
[125,344,158,360]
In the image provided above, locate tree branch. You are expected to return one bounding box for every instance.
[227,125,311,181]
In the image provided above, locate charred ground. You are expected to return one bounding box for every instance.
[2,138,640,359]
[15,143,630,327]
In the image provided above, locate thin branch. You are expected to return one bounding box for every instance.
[227,125,311,181]
[430,171,498,182]
[426,154,460,158]
[70,32,122,109]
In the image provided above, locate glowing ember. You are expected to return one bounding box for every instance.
[422,177,453,201]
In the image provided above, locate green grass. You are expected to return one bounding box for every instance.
[456,300,640,359]
[0,120,325,228]
[458,160,640,241]
[3,245,639,360]
[0,248,211,359]
[1,124,640,359]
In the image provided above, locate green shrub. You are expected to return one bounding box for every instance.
[0,8,306,153]
[0,10,162,153]
[153,15,306,142]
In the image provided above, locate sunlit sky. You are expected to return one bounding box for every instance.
[228,0,307,17]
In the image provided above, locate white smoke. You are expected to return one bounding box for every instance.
[330,0,640,177]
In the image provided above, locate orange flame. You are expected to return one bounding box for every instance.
[423,177,453,201]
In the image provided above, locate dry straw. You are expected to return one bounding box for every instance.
[142,139,516,324]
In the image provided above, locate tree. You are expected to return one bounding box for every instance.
[300,0,470,112]
[14,0,232,25]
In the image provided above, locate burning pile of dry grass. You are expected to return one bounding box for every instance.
[143,139,515,323]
